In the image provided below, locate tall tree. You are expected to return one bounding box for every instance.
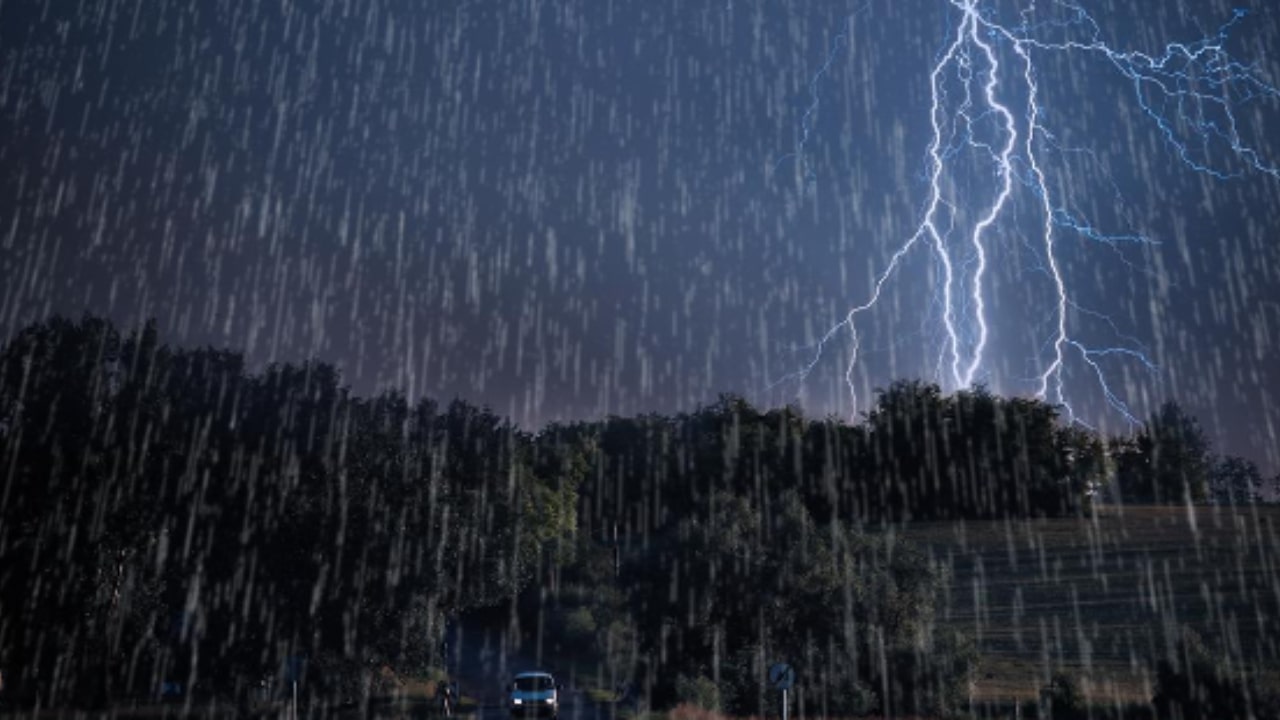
[1208,455,1263,505]
[1122,402,1213,504]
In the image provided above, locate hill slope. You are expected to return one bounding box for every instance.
[900,505,1280,706]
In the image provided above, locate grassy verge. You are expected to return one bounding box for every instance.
[897,504,1280,706]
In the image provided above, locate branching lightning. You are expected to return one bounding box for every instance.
[773,2,872,185]
[778,0,1280,425]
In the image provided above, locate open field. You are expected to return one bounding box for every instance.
[897,504,1280,707]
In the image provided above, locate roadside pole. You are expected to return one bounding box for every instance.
[768,663,795,720]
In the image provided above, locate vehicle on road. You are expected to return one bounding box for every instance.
[508,672,560,719]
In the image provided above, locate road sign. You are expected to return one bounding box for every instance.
[768,663,795,690]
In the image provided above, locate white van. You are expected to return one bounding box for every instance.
[508,672,560,719]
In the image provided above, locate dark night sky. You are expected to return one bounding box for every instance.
[2,0,1278,472]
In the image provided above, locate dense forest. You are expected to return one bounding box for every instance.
[0,316,1274,717]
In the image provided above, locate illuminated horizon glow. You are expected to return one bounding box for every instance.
[775,1,1280,427]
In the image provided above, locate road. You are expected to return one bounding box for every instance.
[0,697,621,720]
[340,698,619,720]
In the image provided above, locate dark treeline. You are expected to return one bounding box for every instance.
[0,316,1271,716]
[0,316,580,708]
[584,385,1101,535]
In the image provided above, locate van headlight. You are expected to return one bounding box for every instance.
[513,699,523,705]
[546,698,555,704]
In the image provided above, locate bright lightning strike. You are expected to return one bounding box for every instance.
[778,1,1280,426]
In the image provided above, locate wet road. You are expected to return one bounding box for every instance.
[479,703,614,720]
[0,697,623,719]
[344,698,619,720]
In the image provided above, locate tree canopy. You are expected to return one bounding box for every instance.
[0,315,1263,713]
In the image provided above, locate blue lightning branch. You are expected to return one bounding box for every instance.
[778,0,1279,425]
[773,2,873,185]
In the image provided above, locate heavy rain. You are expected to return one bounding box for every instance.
[2,0,1279,718]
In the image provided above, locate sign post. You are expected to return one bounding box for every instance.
[768,663,795,720]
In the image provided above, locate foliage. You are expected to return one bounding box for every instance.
[1040,673,1087,720]
[0,315,1256,713]
[561,606,597,643]
[1112,402,1212,504]
[0,316,568,705]
[1209,455,1264,505]
[617,487,974,717]
[673,674,721,712]
[1151,630,1280,720]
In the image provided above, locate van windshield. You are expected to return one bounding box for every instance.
[514,676,554,692]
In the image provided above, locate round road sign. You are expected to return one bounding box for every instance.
[768,663,795,690]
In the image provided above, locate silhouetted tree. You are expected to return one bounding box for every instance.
[1209,455,1263,505]
[1113,402,1212,504]
[12,314,1239,715]
[0,316,582,706]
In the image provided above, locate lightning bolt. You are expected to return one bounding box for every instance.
[773,2,873,186]
[776,1,1279,425]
